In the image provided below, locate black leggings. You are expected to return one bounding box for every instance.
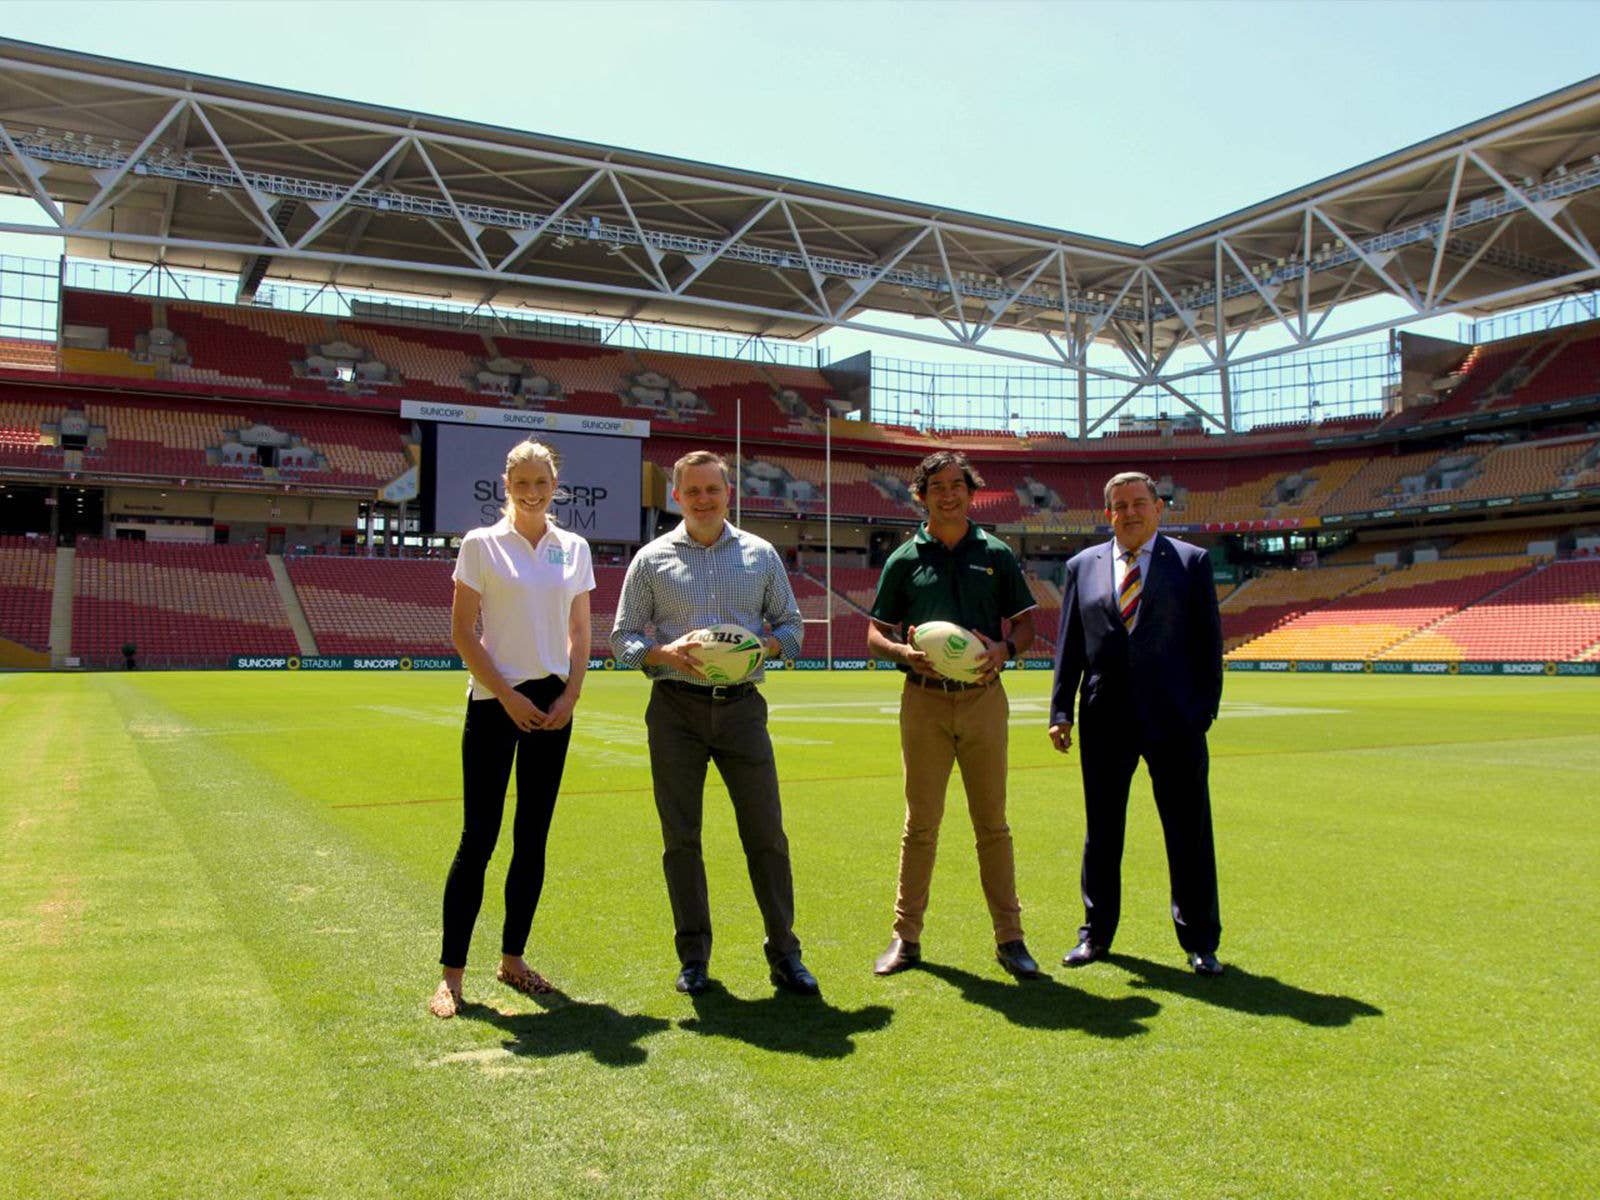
[439,675,573,968]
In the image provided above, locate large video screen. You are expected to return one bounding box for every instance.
[428,424,642,541]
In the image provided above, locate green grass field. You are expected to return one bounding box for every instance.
[3,668,1596,1199]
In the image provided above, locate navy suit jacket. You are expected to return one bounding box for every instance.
[1050,533,1223,739]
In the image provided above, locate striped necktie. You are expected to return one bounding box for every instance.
[1119,548,1142,631]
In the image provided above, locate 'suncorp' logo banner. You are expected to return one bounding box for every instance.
[1225,658,1597,678]
[403,400,649,438]
[232,655,464,670]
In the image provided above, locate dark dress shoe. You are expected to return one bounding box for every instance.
[675,961,711,995]
[996,939,1043,979]
[1189,952,1224,976]
[873,938,920,976]
[1062,938,1108,968]
[769,952,821,996]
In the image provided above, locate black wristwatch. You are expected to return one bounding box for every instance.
[1004,638,1017,661]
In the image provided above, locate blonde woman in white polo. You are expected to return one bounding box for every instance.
[429,438,595,1018]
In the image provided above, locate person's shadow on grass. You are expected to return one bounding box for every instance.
[1116,955,1383,1026]
[678,986,893,1059]
[461,994,671,1067]
[919,962,1159,1039]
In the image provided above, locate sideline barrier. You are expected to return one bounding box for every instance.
[1226,660,1598,677]
[229,655,1597,676]
[229,656,1057,672]
[231,655,463,671]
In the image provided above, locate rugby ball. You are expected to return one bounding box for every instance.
[690,623,766,683]
[910,620,987,682]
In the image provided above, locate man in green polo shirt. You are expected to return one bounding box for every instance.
[866,451,1041,979]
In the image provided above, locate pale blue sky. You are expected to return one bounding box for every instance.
[3,0,1599,372]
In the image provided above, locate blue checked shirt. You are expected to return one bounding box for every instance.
[611,521,803,683]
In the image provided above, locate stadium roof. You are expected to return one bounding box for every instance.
[4,39,1600,431]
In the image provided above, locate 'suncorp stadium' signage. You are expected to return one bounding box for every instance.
[431,423,641,539]
[1224,659,1596,678]
[231,655,465,670]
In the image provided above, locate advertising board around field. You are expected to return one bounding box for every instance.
[229,655,1057,672]
[411,402,643,541]
[228,654,1600,675]
[231,655,464,670]
[1224,660,1598,677]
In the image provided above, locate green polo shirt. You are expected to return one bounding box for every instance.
[871,522,1034,642]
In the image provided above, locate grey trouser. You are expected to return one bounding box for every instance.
[645,682,800,966]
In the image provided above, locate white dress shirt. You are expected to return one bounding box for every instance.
[1111,535,1156,632]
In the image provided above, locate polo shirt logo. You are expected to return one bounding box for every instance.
[546,546,574,566]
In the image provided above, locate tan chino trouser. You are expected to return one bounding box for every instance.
[892,679,1024,944]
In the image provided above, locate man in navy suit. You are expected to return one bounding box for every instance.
[1048,471,1226,975]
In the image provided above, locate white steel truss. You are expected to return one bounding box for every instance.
[3,43,1600,433]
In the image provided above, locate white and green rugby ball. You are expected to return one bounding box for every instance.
[691,623,766,683]
[910,620,987,682]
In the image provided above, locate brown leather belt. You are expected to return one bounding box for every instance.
[904,673,991,692]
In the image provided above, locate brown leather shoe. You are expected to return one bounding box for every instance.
[873,937,921,975]
[996,939,1043,979]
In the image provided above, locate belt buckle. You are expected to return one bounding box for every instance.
[709,684,732,700]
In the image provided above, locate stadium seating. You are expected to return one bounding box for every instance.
[0,337,59,372]
[0,399,64,470]
[1442,529,1562,558]
[1490,332,1600,410]
[1218,564,1383,650]
[0,534,55,651]
[1381,560,1600,661]
[71,538,298,667]
[491,337,634,406]
[285,556,455,655]
[1451,436,1599,501]
[339,321,487,400]
[57,396,411,488]
[1227,556,1533,660]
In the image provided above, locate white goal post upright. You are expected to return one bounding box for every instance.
[824,410,833,665]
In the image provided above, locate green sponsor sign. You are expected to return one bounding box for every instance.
[1225,660,1596,677]
[231,655,464,670]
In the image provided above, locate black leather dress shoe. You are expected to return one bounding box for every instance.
[1188,952,1224,976]
[996,939,1043,979]
[769,952,821,996]
[873,938,921,976]
[675,961,711,995]
[1062,938,1108,968]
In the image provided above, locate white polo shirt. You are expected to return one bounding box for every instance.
[452,518,595,699]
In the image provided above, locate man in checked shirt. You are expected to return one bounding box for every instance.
[611,449,821,998]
